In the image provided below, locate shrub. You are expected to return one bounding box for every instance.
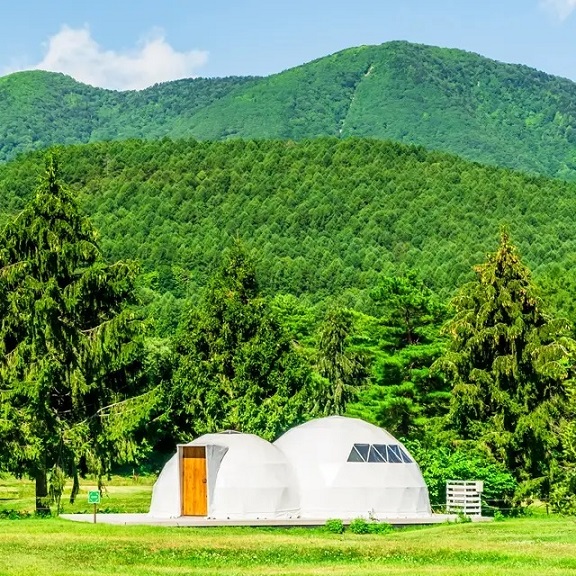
[324,518,344,534]
[349,518,370,534]
[369,521,393,534]
[549,466,576,515]
[405,440,517,512]
[348,518,393,534]
[0,509,34,520]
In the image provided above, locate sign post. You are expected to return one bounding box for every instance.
[88,490,101,524]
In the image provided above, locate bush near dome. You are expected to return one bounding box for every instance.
[406,441,518,511]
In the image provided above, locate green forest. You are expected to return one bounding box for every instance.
[1,138,575,317]
[1,136,576,516]
[3,41,576,179]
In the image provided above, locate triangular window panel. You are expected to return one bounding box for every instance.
[372,444,389,463]
[399,447,412,463]
[355,444,370,461]
[347,444,370,462]
[347,446,365,462]
[368,445,386,462]
[387,445,403,463]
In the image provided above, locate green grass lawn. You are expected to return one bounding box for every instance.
[0,474,154,515]
[0,517,575,576]
[1,475,575,575]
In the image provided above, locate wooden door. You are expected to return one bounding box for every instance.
[181,446,207,516]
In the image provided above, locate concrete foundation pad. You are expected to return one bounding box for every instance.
[60,513,492,527]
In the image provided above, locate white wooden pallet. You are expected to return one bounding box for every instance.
[446,480,483,516]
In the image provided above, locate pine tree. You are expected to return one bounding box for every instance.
[350,273,447,438]
[549,380,576,512]
[437,231,574,498]
[169,242,313,441]
[0,156,149,512]
[315,307,368,415]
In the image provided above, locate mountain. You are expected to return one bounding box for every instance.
[1,138,575,316]
[2,42,576,179]
[0,71,254,162]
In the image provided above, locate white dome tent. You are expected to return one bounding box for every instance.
[149,431,299,519]
[274,416,432,519]
[149,416,432,521]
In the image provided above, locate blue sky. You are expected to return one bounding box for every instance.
[2,1,576,89]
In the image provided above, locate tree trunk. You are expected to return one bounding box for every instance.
[35,469,50,514]
[70,468,80,504]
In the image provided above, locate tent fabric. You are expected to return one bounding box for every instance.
[149,432,299,519]
[149,416,432,520]
[149,450,180,518]
[273,416,432,519]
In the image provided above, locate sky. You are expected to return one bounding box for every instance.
[2,1,576,90]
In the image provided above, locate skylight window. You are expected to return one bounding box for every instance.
[348,444,370,462]
[347,443,412,463]
[366,445,383,462]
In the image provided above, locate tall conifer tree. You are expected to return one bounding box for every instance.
[437,232,574,497]
[349,274,447,438]
[169,242,313,441]
[316,307,368,415]
[0,156,147,511]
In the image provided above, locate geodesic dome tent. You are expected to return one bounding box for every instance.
[149,431,299,519]
[273,416,432,519]
[149,416,432,521]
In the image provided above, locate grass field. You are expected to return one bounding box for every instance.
[0,517,575,576]
[2,475,575,575]
[0,474,154,515]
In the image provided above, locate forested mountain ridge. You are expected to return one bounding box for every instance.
[1,138,576,318]
[0,71,256,162]
[2,42,576,178]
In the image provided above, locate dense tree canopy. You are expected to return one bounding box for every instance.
[167,243,315,441]
[436,232,575,497]
[1,138,576,329]
[0,157,149,511]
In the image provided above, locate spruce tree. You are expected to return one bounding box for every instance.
[350,273,447,438]
[315,307,368,415]
[169,242,313,441]
[0,156,147,512]
[437,232,574,498]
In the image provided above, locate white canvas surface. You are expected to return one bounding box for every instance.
[149,432,299,519]
[274,416,432,519]
[150,416,432,520]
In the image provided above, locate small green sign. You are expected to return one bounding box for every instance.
[88,490,101,504]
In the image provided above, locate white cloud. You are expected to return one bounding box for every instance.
[10,26,208,90]
[542,0,576,20]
